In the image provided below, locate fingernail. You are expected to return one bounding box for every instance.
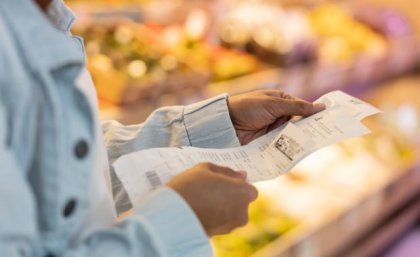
[238,171,247,180]
[313,103,326,112]
[248,185,258,201]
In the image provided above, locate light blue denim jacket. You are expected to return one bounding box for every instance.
[0,0,241,256]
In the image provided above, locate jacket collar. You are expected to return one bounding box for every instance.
[46,0,76,33]
[1,0,84,72]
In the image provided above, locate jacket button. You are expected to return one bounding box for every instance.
[63,199,77,218]
[74,140,89,159]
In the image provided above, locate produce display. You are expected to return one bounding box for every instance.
[217,2,389,64]
[69,1,418,109]
[212,196,297,257]
[308,4,388,63]
[218,2,317,66]
[74,17,262,105]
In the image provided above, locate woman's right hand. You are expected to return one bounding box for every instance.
[167,162,258,236]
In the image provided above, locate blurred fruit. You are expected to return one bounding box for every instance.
[212,197,297,257]
[309,3,388,63]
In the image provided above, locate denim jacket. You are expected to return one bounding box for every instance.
[0,0,240,256]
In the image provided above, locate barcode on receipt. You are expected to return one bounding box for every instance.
[145,170,162,189]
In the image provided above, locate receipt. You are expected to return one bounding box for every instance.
[113,91,381,205]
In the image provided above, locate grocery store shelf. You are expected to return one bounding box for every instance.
[343,192,420,257]
[253,164,420,257]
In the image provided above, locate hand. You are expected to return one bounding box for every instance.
[227,90,325,145]
[167,163,258,236]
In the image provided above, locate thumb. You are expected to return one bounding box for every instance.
[275,99,325,117]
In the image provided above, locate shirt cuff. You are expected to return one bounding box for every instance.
[134,187,213,257]
[183,94,241,148]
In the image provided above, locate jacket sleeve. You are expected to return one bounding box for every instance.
[66,187,213,257]
[0,101,212,257]
[101,94,241,164]
[101,94,241,214]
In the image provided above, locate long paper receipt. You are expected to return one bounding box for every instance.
[113,91,381,204]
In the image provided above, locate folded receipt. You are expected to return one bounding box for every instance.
[113,91,381,206]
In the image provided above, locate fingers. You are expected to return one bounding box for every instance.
[211,165,258,201]
[237,171,248,180]
[229,184,257,230]
[257,90,326,117]
[201,162,246,181]
[200,162,258,201]
[244,183,258,201]
[313,102,326,113]
[263,90,294,100]
[174,162,259,236]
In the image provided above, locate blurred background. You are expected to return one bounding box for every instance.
[68,0,420,256]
